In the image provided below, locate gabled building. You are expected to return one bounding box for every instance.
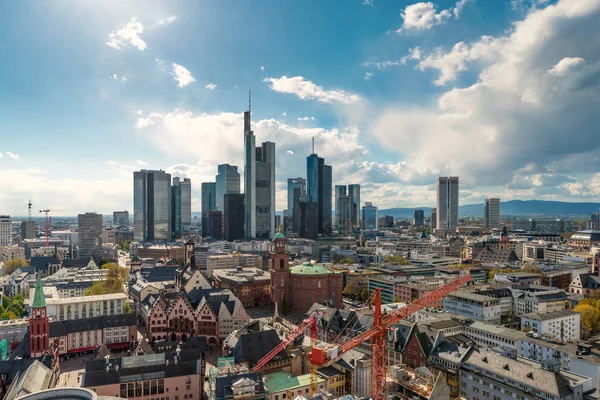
[569,273,600,297]
[28,255,62,277]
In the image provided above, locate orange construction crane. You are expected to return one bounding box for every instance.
[39,209,65,246]
[253,273,471,400]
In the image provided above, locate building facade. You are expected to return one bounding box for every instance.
[224,193,245,242]
[78,213,103,257]
[171,177,191,238]
[202,182,216,212]
[213,267,271,307]
[436,177,459,231]
[0,216,11,246]
[216,164,240,214]
[134,169,172,242]
[202,211,223,239]
[113,211,129,226]
[521,310,580,342]
[484,197,500,229]
[348,184,361,228]
[307,153,332,235]
[413,209,425,226]
[335,186,352,234]
[361,202,378,231]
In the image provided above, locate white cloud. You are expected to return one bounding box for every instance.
[547,57,586,77]
[263,76,362,104]
[158,16,177,25]
[0,153,3,159]
[286,150,294,155]
[364,72,374,80]
[261,66,265,71]
[5,152,19,160]
[172,63,196,87]
[297,116,315,121]
[110,74,127,81]
[106,19,147,51]
[205,83,217,91]
[282,112,287,116]
[136,159,149,166]
[135,112,163,128]
[397,0,471,32]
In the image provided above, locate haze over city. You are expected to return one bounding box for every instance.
[2,0,600,216]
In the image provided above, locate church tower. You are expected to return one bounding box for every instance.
[499,226,510,250]
[270,232,290,313]
[29,271,49,358]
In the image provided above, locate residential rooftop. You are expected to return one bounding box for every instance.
[521,309,580,321]
[262,371,325,394]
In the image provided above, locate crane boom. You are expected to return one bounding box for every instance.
[252,313,317,372]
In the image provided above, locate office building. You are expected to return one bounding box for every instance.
[436,176,459,231]
[430,208,437,228]
[180,178,191,226]
[413,209,424,226]
[244,103,275,238]
[112,211,129,226]
[216,164,240,213]
[224,193,245,241]
[202,211,223,239]
[133,170,172,242]
[361,202,378,231]
[307,153,332,234]
[335,186,352,234]
[287,178,306,233]
[348,184,361,228]
[21,220,36,240]
[0,216,11,246]
[521,310,580,342]
[171,177,191,238]
[484,197,500,229]
[202,182,216,212]
[78,213,103,257]
[298,199,319,240]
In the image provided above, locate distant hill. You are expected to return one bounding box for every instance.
[381,200,600,218]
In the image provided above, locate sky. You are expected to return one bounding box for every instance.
[1,0,600,216]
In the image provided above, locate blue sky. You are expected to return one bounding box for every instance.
[1,0,600,216]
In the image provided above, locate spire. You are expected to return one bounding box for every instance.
[32,270,46,309]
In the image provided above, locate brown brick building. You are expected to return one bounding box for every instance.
[212,266,272,307]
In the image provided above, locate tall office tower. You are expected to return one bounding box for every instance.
[430,208,437,229]
[436,177,459,231]
[413,209,425,226]
[298,198,319,240]
[244,101,276,238]
[361,202,378,231]
[335,185,352,234]
[287,178,306,233]
[171,177,183,239]
[307,153,333,235]
[484,197,501,229]
[348,184,361,228]
[180,178,192,226]
[78,212,103,257]
[21,220,36,240]
[133,169,172,242]
[224,194,245,241]
[201,182,216,212]
[202,211,223,238]
[0,216,11,246]
[113,211,129,226]
[216,164,240,213]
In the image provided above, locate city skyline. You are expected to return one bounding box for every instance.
[2,0,600,216]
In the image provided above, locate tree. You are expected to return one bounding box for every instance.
[85,263,128,296]
[99,258,111,267]
[521,263,542,274]
[385,255,410,265]
[118,241,132,252]
[574,304,600,338]
[333,255,354,265]
[360,288,370,301]
[1,296,10,310]
[4,259,27,275]
[488,266,514,282]
[124,302,133,314]
[393,296,402,303]
[343,280,361,298]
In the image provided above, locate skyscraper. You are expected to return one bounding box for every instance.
[298,198,319,240]
[215,164,240,213]
[134,169,172,242]
[430,208,437,229]
[348,184,361,228]
[78,212,103,257]
[202,211,223,238]
[307,153,332,235]
[287,178,306,233]
[171,177,191,239]
[113,211,129,226]
[201,182,216,212]
[335,185,352,234]
[361,202,378,231]
[413,209,425,226]
[436,177,459,231]
[244,100,276,238]
[21,220,35,240]
[180,178,192,226]
[224,193,245,241]
[0,216,11,246]
[484,197,501,229]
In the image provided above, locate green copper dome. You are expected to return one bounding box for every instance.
[274,232,285,240]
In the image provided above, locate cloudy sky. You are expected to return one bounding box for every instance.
[1,0,600,216]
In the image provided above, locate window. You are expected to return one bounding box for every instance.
[120,384,127,398]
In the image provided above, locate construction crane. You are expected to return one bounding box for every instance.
[39,209,65,246]
[253,273,471,400]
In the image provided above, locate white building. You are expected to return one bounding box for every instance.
[443,291,502,324]
[521,310,580,342]
[0,216,11,246]
[462,320,526,349]
[511,286,569,316]
[436,177,459,231]
[38,291,127,321]
[0,245,25,262]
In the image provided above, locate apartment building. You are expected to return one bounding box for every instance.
[443,292,502,324]
[520,310,580,342]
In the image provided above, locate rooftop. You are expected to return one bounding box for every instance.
[290,263,333,275]
[446,291,498,303]
[466,321,527,340]
[262,371,325,393]
[521,309,580,321]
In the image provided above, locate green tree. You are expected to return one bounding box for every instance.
[85,263,128,296]
[1,295,10,310]
[99,258,111,267]
[343,280,361,298]
[385,255,410,265]
[360,288,370,301]
[124,302,133,314]
[118,241,132,252]
[4,258,27,275]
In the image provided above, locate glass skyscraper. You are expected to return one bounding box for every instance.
[215,164,240,213]
[307,153,332,234]
[362,202,378,231]
[348,184,361,228]
[436,176,459,231]
[201,182,216,212]
[134,169,172,242]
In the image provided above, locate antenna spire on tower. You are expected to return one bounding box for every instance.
[312,137,315,154]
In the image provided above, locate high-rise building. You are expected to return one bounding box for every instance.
[0,216,11,246]
[436,177,459,231]
[307,153,332,235]
[244,102,276,238]
[133,169,172,242]
[171,177,192,239]
[202,211,223,239]
[287,178,306,233]
[216,164,240,213]
[335,185,352,234]
[21,220,36,240]
[430,208,437,229]
[298,199,319,240]
[361,202,378,231]
[348,184,361,228]
[78,212,103,257]
[484,197,501,230]
[201,182,216,212]
[224,193,245,242]
[180,178,192,226]
[113,211,129,226]
[413,209,425,226]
